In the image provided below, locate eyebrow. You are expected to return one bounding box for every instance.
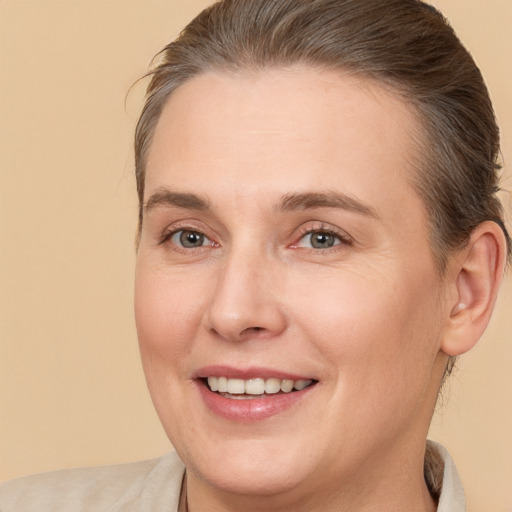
[279,191,379,219]
[144,188,379,219]
[144,188,211,213]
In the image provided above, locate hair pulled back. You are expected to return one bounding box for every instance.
[135,0,510,269]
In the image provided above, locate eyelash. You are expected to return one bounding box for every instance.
[158,224,215,249]
[292,223,353,251]
[158,222,352,252]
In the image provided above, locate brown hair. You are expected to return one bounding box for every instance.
[135,0,510,270]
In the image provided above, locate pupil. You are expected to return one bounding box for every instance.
[180,231,204,247]
[311,232,334,248]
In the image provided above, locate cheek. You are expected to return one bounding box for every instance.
[134,259,212,445]
[134,259,207,373]
[289,264,442,385]
[289,267,443,441]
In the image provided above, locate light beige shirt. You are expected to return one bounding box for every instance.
[0,441,465,511]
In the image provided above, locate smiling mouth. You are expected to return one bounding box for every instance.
[204,376,315,399]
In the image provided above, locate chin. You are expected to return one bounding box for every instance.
[180,436,315,496]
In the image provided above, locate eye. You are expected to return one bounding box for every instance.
[170,230,211,248]
[298,231,341,249]
[292,225,352,251]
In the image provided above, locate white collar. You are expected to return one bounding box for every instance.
[427,440,466,511]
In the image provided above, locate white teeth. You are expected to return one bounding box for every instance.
[227,378,245,394]
[265,378,281,394]
[280,379,294,393]
[207,376,218,391]
[205,376,314,395]
[217,377,228,393]
[245,378,265,395]
[293,379,312,391]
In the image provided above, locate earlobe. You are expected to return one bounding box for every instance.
[441,221,507,357]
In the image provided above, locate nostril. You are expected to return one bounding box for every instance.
[240,326,265,337]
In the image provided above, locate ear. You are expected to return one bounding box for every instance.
[441,221,507,357]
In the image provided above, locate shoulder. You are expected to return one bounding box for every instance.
[0,451,185,512]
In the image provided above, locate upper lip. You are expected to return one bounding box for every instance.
[194,365,316,381]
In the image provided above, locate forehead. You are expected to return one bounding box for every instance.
[145,66,427,237]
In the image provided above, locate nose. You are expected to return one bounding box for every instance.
[205,247,287,342]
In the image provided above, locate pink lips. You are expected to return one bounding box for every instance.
[194,365,314,381]
[195,365,316,422]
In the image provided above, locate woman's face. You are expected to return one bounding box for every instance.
[135,67,450,498]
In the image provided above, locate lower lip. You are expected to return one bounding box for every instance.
[196,381,316,422]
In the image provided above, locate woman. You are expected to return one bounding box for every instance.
[1,1,510,510]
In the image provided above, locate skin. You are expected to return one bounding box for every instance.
[134,67,504,512]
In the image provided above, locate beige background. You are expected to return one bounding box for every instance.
[0,1,510,510]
